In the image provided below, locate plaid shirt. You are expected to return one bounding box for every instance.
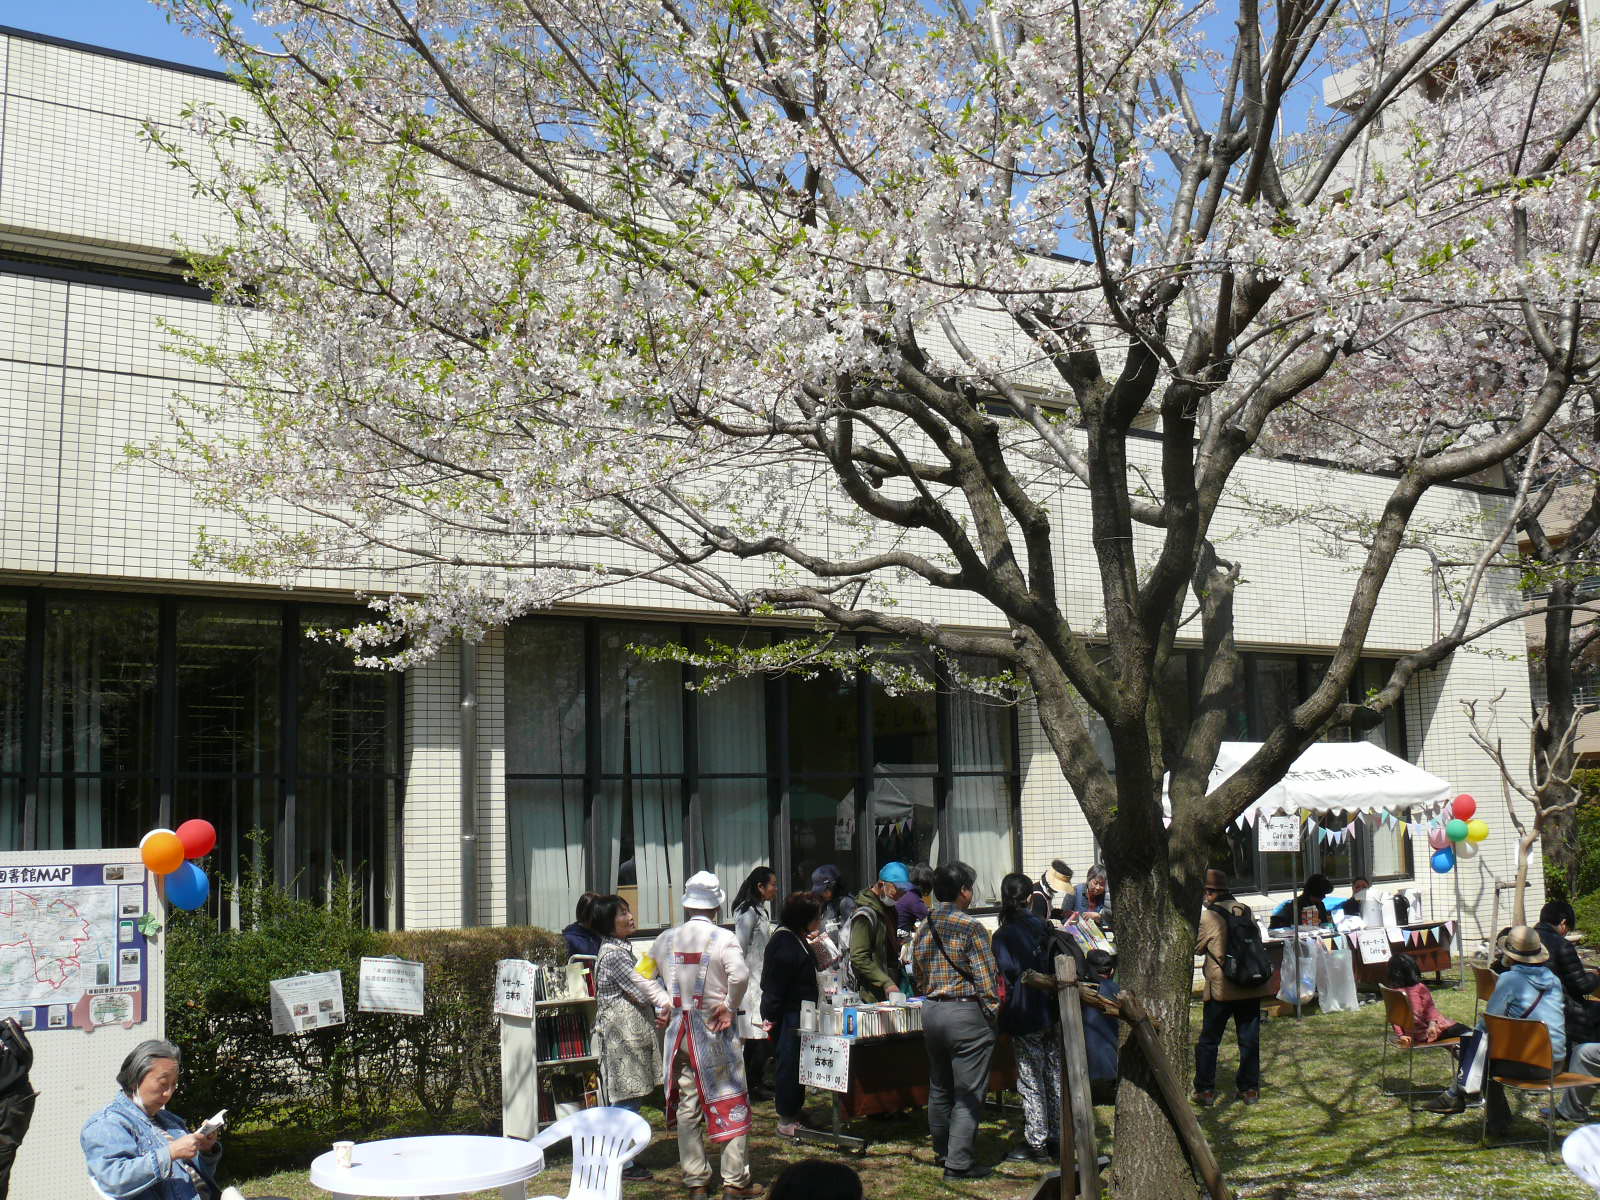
[912,902,1001,1015]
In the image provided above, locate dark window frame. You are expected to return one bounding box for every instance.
[504,618,1024,933]
[0,586,403,928]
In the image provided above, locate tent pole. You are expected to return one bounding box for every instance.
[1294,825,1303,1020]
[1453,856,1465,987]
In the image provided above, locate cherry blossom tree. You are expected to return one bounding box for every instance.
[148,0,1600,1193]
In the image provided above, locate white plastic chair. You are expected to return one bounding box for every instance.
[528,1107,652,1200]
[1565,1125,1600,1195]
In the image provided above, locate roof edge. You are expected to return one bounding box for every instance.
[0,23,234,83]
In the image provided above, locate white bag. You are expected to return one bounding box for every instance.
[1316,936,1359,1013]
[1277,936,1318,1006]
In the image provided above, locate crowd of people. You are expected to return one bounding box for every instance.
[544,857,1124,1192]
[103,859,1590,1199]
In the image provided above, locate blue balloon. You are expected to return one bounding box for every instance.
[165,861,210,910]
[1430,847,1456,874]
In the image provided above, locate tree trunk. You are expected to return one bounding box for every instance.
[1102,856,1206,1200]
[1539,578,1579,891]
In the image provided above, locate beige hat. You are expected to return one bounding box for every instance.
[1501,925,1549,965]
[1044,860,1074,893]
[682,870,725,911]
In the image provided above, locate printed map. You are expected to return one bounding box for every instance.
[0,885,117,1007]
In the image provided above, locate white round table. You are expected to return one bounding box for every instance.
[309,1134,545,1199]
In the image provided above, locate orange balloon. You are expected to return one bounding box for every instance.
[141,831,184,875]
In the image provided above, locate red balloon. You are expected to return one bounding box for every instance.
[1452,794,1477,821]
[176,818,217,860]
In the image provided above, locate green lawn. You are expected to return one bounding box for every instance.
[228,982,1596,1199]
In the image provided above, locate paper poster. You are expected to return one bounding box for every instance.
[73,985,143,1029]
[798,1032,851,1093]
[0,861,151,1031]
[358,957,425,1016]
[269,970,346,1035]
[1257,815,1300,853]
[494,959,539,1019]
[118,884,145,918]
[1356,929,1392,964]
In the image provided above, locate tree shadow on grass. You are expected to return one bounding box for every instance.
[1185,1006,1590,1199]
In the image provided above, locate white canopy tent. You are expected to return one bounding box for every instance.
[1166,740,1458,1016]
[1163,739,1453,823]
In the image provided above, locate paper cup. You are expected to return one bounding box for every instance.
[333,1141,354,1168]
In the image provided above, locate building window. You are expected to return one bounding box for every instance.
[504,619,1022,929]
[0,589,401,927]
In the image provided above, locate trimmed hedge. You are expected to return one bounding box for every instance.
[167,863,564,1133]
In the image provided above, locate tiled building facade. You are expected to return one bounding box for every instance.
[0,26,1544,938]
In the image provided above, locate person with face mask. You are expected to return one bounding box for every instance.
[82,1040,220,1200]
[844,863,910,1002]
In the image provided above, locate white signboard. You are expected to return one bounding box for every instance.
[358,956,425,1015]
[269,970,346,1035]
[1356,929,1393,964]
[1257,814,1301,854]
[495,958,539,1018]
[799,1032,851,1093]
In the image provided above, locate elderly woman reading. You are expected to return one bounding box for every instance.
[82,1039,221,1200]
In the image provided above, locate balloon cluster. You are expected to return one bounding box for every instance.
[139,819,216,910]
[1428,794,1490,873]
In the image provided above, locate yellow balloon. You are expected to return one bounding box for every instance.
[1466,819,1490,843]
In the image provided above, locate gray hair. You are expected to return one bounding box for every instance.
[117,1039,181,1095]
[1087,864,1107,883]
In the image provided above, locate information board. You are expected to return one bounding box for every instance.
[0,861,151,1033]
[0,849,165,1200]
[798,1032,851,1093]
[358,957,425,1016]
[269,970,346,1035]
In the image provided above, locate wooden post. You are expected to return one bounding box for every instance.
[1056,955,1100,1200]
[1119,991,1232,1200]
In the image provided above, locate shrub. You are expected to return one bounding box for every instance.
[167,854,564,1133]
[166,861,383,1127]
[376,925,565,1119]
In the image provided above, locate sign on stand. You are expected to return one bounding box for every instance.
[1258,814,1300,853]
[1356,929,1393,964]
[799,1032,851,1093]
[494,959,539,1019]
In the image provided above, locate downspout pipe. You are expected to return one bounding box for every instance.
[460,635,479,928]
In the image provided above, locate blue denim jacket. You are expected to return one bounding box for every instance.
[81,1091,220,1200]
[1486,962,1567,1062]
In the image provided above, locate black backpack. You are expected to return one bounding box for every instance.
[1207,903,1272,989]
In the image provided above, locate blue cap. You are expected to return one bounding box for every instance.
[878,862,911,887]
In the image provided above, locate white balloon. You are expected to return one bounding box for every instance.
[1454,839,1479,860]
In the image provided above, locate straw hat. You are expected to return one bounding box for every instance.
[1500,925,1549,965]
[1044,860,1074,892]
[682,871,726,911]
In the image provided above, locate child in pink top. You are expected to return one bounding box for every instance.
[1387,953,1472,1043]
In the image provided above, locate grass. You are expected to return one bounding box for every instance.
[227,981,1595,1199]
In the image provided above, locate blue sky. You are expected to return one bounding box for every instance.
[1,1,228,71]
